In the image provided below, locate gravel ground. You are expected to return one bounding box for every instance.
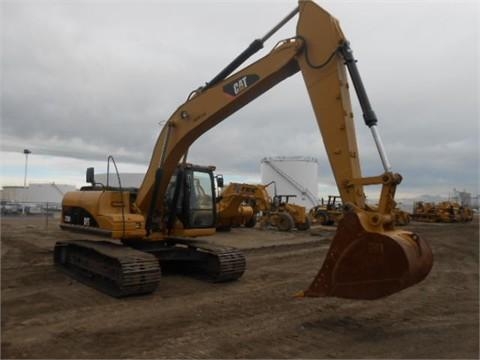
[1,215,478,359]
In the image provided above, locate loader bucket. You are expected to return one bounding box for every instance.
[300,211,433,300]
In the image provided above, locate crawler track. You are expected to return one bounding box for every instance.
[53,238,246,297]
[178,240,246,282]
[54,240,161,297]
[130,238,246,283]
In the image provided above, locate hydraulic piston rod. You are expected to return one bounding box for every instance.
[339,41,392,172]
[370,125,392,172]
[205,6,299,89]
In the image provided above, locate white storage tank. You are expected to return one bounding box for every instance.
[260,156,319,209]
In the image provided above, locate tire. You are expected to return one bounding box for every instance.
[216,225,232,232]
[296,217,310,231]
[315,211,329,225]
[405,214,411,225]
[245,216,256,228]
[277,212,294,231]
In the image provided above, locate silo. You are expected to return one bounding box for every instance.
[260,156,319,209]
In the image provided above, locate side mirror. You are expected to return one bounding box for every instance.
[86,167,95,184]
[216,175,224,188]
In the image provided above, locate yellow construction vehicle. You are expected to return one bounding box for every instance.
[412,201,437,222]
[413,201,473,223]
[459,206,474,222]
[256,181,311,231]
[393,207,411,226]
[216,182,310,231]
[264,193,311,231]
[436,201,474,222]
[55,0,433,300]
[309,195,343,226]
[310,198,411,227]
[215,182,262,230]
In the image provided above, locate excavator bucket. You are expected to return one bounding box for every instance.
[300,212,433,300]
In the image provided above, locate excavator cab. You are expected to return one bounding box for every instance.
[165,164,217,231]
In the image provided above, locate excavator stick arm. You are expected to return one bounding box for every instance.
[295,1,433,298]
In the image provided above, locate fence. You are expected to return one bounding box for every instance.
[1,201,62,227]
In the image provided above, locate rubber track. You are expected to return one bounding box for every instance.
[54,240,161,297]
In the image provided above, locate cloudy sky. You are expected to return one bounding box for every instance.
[1,0,478,199]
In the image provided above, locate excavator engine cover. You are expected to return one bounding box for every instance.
[301,212,433,300]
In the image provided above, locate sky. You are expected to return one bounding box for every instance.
[1,0,479,200]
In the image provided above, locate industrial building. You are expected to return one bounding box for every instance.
[0,183,76,214]
[1,183,76,203]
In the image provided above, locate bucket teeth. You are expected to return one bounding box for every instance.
[303,212,433,300]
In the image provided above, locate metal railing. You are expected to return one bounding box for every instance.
[1,201,62,230]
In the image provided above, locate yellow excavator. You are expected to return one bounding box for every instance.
[55,0,433,300]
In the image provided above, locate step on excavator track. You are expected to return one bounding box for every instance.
[54,240,161,297]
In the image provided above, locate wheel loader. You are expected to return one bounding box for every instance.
[260,181,310,231]
[309,195,343,226]
[54,0,433,300]
[264,194,311,231]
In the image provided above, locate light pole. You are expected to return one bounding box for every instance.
[23,149,31,214]
[23,149,31,188]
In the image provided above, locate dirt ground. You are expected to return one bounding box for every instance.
[1,215,478,359]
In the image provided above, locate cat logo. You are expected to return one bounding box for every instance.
[223,74,260,98]
[233,76,248,95]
